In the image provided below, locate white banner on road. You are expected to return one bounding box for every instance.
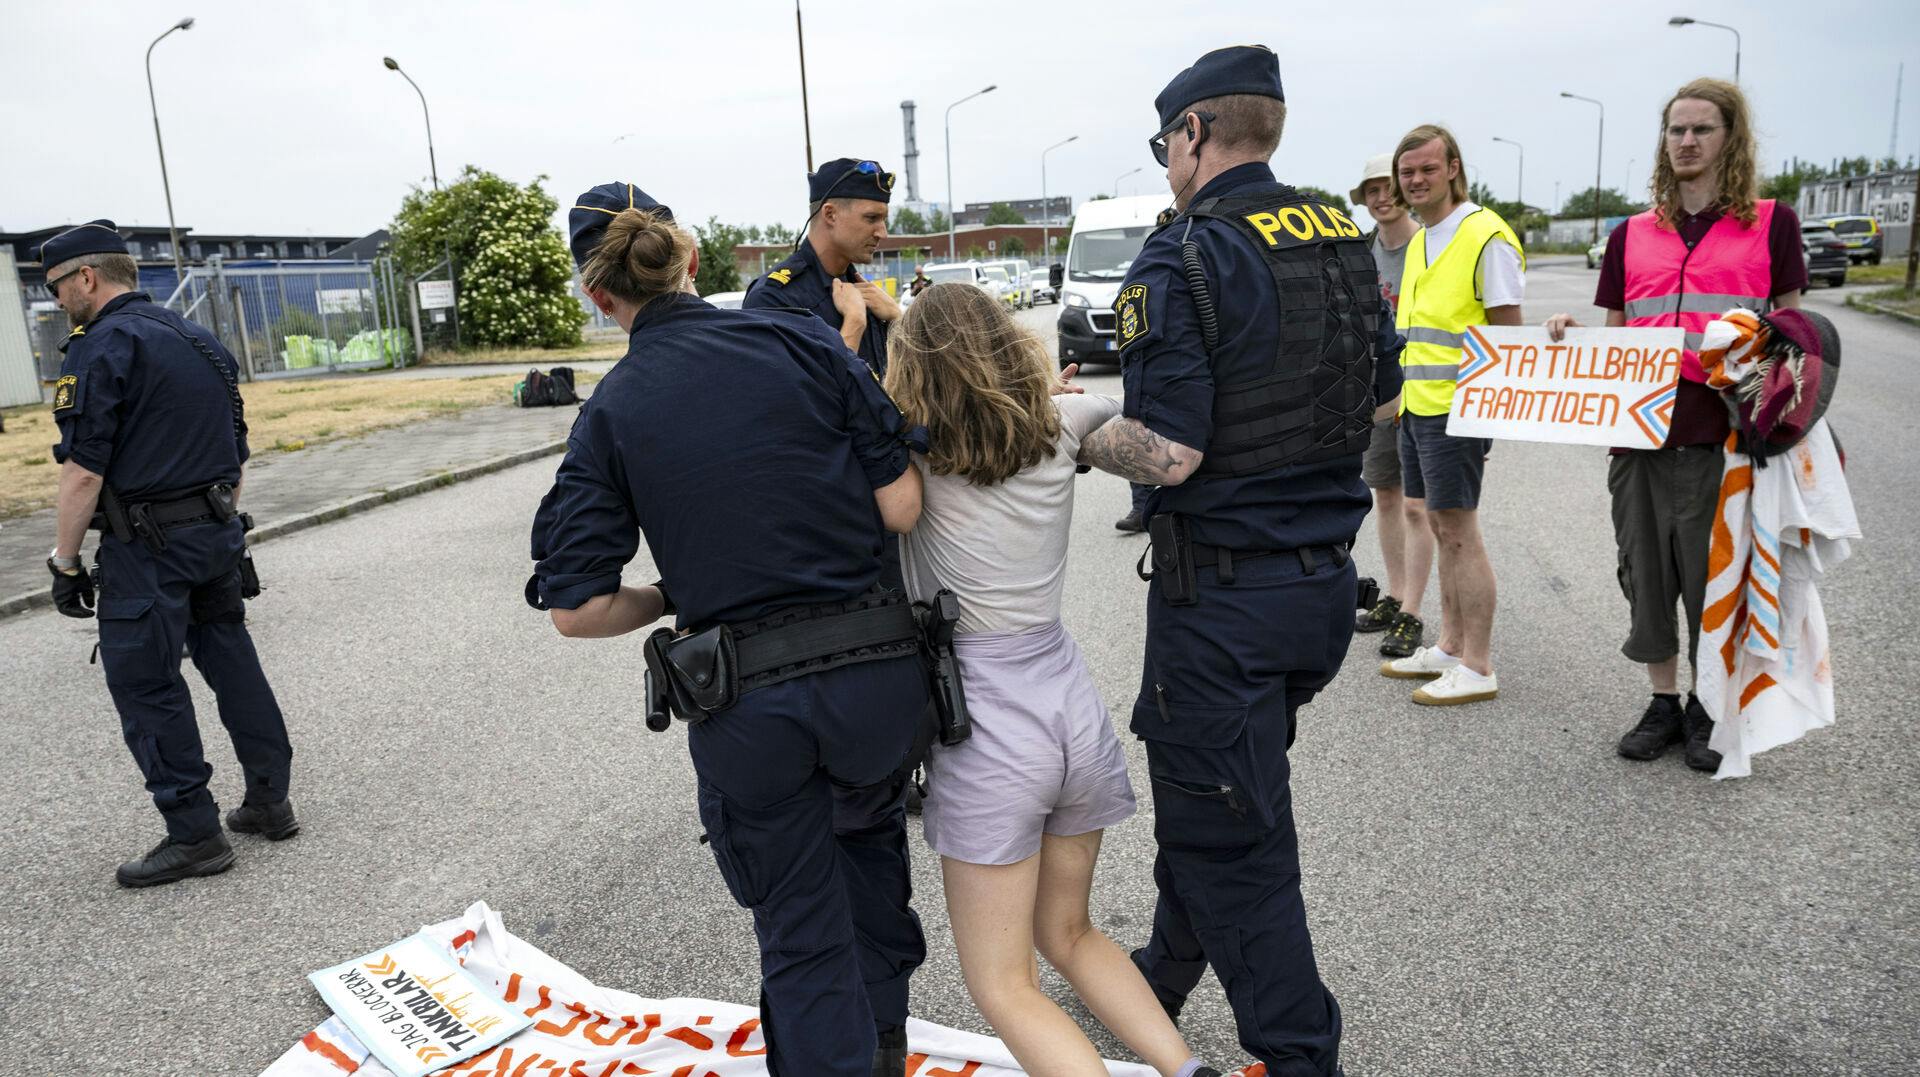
[308,932,529,1075]
[266,902,1157,1077]
[1443,325,1686,449]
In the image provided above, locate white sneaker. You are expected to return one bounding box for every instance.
[1412,665,1499,705]
[1380,646,1460,680]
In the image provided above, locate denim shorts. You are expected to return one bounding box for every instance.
[1398,411,1490,511]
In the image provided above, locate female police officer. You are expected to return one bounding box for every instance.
[527,183,929,1077]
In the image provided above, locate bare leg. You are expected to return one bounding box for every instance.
[1430,507,1497,674]
[1373,485,1410,602]
[1399,496,1435,617]
[1034,831,1194,1076]
[1427,508,1460,656]
[1646,656,1679,694]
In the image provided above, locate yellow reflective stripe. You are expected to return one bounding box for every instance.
[1401,363,1460,380]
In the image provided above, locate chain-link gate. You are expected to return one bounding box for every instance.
[162,255,411,378]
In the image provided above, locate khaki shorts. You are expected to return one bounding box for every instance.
[1362,417,1402,489]
[1608,444,1725,664]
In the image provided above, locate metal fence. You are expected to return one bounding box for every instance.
[164,256,411,378]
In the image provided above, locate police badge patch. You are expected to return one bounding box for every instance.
[1116,284,1149,349]
[51,375,77,414]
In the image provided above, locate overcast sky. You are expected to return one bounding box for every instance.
[4,0,1915,241]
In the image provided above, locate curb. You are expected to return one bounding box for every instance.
[0,439,567,621]
[1845,293,1920,328]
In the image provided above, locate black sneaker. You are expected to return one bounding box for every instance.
[1115,513,1145,533]
[226,798,300,840]
[1617,696,1684,761]
[1682,695,1723,772]
[872,1023,908,1076]
[1378,612,1423,658]
[116,833,236,888]
[1355,595,1403,633]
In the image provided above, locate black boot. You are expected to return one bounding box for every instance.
[872,1023,908,1076]
[226,798,300,840]
[1682,695,1723,772]
[1617,695,1684,760]
[1129,946,1183,1024]
[1114,512,1145,533]
[116,833,236,888]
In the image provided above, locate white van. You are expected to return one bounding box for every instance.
[1055,195,1165,365]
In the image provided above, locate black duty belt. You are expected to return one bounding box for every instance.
[1188,541,1350,581]
[91,483,239,550]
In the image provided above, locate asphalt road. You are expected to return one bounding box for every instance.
[2,260,1914,1075]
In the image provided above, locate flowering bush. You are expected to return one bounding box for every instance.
[389,167,586,349]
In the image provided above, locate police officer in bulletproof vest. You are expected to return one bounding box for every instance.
[528,183,933,1076]
[40,220,296,889]
[1076,48,1404,1076]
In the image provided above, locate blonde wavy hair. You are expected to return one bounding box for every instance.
[883,282,1062,486]
[1651,78,1759,227]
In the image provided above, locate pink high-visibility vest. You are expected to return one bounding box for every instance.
[1621,199,1775,384]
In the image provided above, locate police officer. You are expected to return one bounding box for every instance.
[742,157,900,377]
[41,220,296,889]
[529,183,930,1076]
[1076,48,1403,1076]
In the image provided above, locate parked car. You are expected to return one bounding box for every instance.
[1031,264,1059,305]
[1800,224,1849,288]
[704,290,746,310]
[1820,215,1883,265]
[1586,234,1609,269]
[922,260,1015,307]
[983,258,1036,308]
[980,265,1017,308]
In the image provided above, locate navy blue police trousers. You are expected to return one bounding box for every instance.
[94,521,291,844]
[1131,551,1356,1077]
[689,654,929,1076]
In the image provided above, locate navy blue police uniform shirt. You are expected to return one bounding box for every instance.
[51,292,249,498]
[741,239,892,376]
[1120,162,1404,551]
[530,292,913,628]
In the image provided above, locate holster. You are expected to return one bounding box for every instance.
[914,589,972,746]
[1144,513,1198,606]
[643,624,739,726]
[96,487,135,544]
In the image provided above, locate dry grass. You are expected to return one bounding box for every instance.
[0,370,596,520]
[416,334,628,366]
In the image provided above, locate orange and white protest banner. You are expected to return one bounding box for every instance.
[265,902,1158,1077]
[1442,325,1686,448]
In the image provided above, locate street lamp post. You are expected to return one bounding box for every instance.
[1561,92,1606,246]
[382,57,440,190]
[1624,157,1637,199]
[945,85,997,261]
[145,17,194,286]
[1114,167,1142,197]
[1492,136,1524,208]
[1669,16,1741,83]
[1040,135,1078,259]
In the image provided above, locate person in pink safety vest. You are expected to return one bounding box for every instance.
[1545,77,1807,773]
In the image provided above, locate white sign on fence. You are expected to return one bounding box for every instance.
[1443,324,1687,449]
[417,280,455,310]
[317,288,365,314]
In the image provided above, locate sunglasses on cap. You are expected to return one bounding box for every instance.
[816,159,896,197]
[1149,112,1215,168]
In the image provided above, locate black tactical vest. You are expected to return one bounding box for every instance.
[1179,188,1382,478]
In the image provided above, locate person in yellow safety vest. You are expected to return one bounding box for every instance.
[1379,124,1524,705]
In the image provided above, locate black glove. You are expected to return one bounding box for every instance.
[49,558,95,618]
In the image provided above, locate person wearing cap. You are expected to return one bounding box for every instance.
[1076,46,1402,1076]
[743,157,900,378]
[1544,78,1805,772]
[1377,124,1524,705]
[908,264,931,297]
[529,183,932,1076]
[39,220,296,888]
[1350,152,1432,660]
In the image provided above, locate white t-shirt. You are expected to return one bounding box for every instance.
[1421,201,1525,309]
[900,393,1122,635]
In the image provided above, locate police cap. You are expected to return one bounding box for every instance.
[569,182,673,271]
[1154,45,1284,130]
[34,220,129,268]
[808,158,895,205]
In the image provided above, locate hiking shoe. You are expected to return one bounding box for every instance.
[116,833,236,888]
[1412,665,1499,705]
[1682,695,1723,772]
[1617,696,1684,761]
[1129,947,1183,1024]
[1115,512,1145,533]
[225,798,300,840]
[1355,595,1402,633]
[1379,612,1424,658]
[1380,645,1458,680]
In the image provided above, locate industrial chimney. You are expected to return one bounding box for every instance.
[900,100,920,202]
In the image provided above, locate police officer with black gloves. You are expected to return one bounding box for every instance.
[743,157,900,377]
[40,220,296,889]
[1077,48,1403,1076]
[528,183,930,1077]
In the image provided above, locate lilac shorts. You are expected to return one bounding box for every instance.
[921,620,1137,866]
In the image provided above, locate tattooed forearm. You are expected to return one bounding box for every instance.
[1079,417,1203,485]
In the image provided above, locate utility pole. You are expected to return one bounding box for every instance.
[1561,92,1605,246]
[1040,135,1078,259]
[1892,63,1903,164]
[1492,136,1524,208]
[146,17,195,286]
[795,2,814,172]
[945,85,996,260]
